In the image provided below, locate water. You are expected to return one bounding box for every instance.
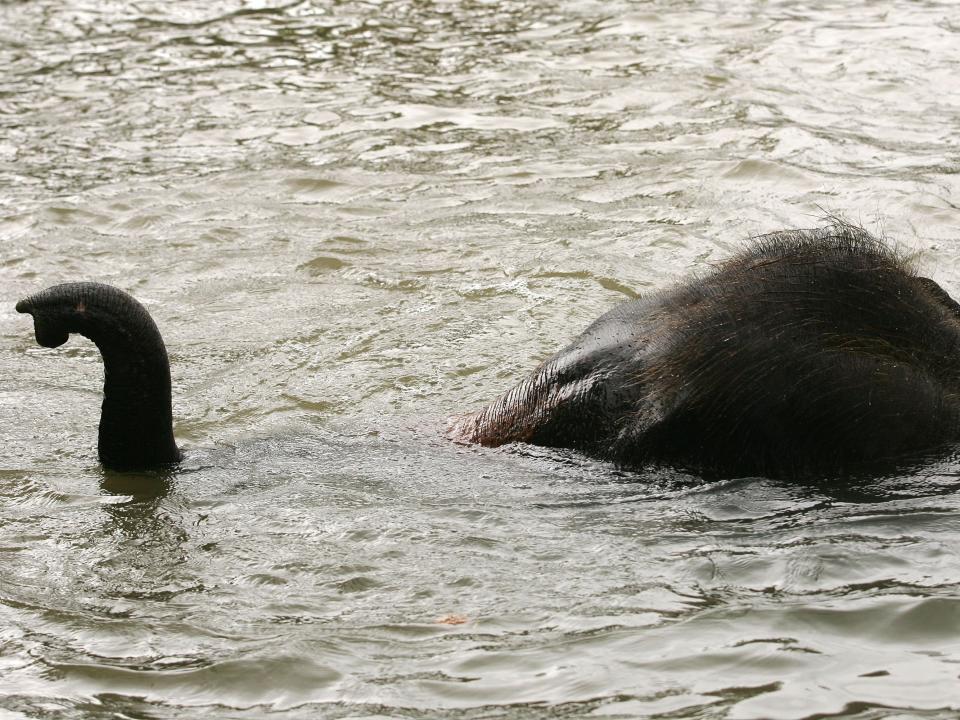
[3,1,960,717]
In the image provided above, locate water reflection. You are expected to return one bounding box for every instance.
[95,470,192,602]
[98,468,174,499]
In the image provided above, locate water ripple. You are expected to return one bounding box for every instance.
[4,0,960,717]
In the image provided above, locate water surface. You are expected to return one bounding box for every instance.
[3,1,960,718]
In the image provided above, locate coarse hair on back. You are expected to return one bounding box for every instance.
[737,219,910,277]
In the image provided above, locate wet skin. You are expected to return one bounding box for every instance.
[451,224,960,479]
[17,282,181,471]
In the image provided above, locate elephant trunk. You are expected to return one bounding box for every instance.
[17,282,181,470]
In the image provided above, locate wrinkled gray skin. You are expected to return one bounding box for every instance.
[451,224,960,479]
[17,282,181,471]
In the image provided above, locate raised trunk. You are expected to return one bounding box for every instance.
[17,282,181,470]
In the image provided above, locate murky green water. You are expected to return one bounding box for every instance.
[3,1,960,718]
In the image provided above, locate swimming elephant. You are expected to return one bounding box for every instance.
[17,282,181,470]
[450,223,960,479]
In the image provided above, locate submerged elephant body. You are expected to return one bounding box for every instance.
[452,225,960,478]
[19,224,960,479]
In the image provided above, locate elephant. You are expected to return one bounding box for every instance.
[450,223,960,479]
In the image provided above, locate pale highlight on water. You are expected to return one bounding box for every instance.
[3,1,960,719]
